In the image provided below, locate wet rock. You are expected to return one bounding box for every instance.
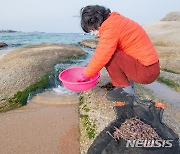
[160,70,180,85]
[99,82,115,91]
[79,38,99,49]
[0,42,8,48]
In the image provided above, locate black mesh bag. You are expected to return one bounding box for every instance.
[87,99,180,154]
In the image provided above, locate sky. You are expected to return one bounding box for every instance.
[0,0,180,33]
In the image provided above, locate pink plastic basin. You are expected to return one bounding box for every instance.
[59,67,100,92]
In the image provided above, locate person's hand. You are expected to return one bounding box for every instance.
[77,72,90,82]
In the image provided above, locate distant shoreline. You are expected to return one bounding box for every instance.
[0,30,18,33]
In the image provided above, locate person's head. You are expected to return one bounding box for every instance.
[80,5,111,33]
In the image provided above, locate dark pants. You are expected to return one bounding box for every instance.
[105,49,160,87]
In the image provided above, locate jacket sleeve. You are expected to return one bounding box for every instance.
[84,27,119,78]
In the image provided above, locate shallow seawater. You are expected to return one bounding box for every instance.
[53,86,76,95]
[29,90,78,105]
[143,81,180,108]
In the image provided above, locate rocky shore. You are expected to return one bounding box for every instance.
[0,42,8,48]
[79,38,99,49]
[0,44,85,100]
[0,11,179,154]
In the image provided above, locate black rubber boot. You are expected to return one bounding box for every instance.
[106,88,134,102]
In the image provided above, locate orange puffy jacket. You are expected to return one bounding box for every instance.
[84,12,159,78]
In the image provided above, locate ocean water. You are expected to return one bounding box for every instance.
[0,32,93,55]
